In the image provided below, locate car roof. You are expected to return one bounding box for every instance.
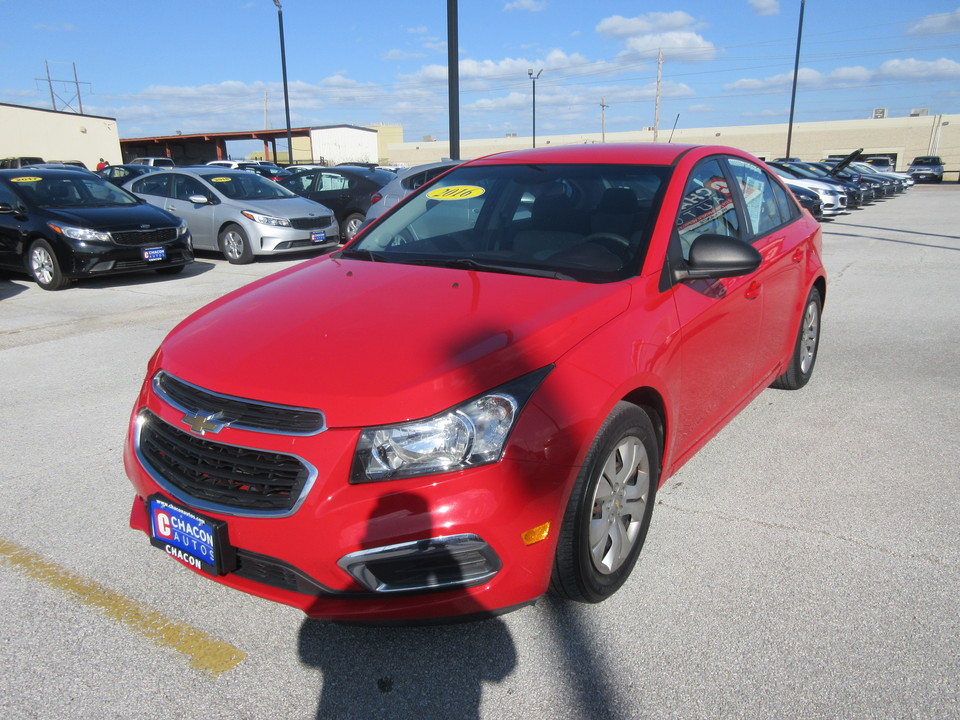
[0,168,105,180]
[468,143,702,167]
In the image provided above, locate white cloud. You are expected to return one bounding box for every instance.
[504,0,547,11]
[747,0,779,16]
[876,58,960,81]
[622,32,716,63]
[596,12,701,38]
[908,9,960,35]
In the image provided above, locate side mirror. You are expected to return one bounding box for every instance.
[0,202,14,214]
[188,194,211,205]
[673,233,762,283]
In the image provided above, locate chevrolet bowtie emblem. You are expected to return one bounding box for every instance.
[181,411,228,435]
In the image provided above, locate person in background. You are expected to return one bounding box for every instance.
[96,158,109,171]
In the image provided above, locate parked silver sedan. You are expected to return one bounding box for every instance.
[365,160,461,221]
[124,168,339,263]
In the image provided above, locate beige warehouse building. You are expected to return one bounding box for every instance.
[2,102,954,179]
[386,113,957,177]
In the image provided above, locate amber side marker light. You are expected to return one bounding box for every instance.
[522,522,551,546]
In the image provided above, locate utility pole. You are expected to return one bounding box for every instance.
[447,0,460,160]
[785,0,806,159]
[38,61,89,113]
[653,49,662,142]
[528,68,542,148]
[600,97,609,143]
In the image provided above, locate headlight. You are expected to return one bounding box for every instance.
[47,222,112,243]
[350,367,552,483]
[240,210,291,227]
[176,218,189,236]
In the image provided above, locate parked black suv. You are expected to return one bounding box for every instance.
[907,156,944,183]
[0,169,193,290]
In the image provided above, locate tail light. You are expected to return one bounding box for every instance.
[370,192,383,205]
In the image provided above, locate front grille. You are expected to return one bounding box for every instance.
[289,216,333,231]
[138,410,312,513]
[111,228,178,246]
[153,371,325,435]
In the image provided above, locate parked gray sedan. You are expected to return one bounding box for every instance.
[124,168,339,263]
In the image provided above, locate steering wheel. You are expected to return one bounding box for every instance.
[580,232,632,262]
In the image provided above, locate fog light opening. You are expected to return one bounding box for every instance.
[338,534,501,593]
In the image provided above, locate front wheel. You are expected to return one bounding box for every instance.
[551,403,659,603]
[28,239,71,290]
[772,286,822,390]
[218,224,253,264]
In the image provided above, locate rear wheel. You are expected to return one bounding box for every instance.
[218,224,253,264]
[772,286,822,390]
[342,213,365,242]
[27,239,70,290]
[551,403,659,603]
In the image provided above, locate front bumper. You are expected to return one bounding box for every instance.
[244,217,341,255]
[124,385,576,622]
[60,234,193,278]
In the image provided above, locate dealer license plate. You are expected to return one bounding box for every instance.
[143,247,166,262]
[310,231,326,244]
[147,495,233,575]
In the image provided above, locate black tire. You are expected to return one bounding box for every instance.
[218,224,254,264]
[342,213,366,242]
[27,238,71,290]
[551,402,659,603]
[155,265,186,276]
[772,286,822,390]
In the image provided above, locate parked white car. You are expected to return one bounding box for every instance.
[767,165,847,216]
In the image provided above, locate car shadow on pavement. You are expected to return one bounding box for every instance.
[0,277,29,301]
[298,492,517,719]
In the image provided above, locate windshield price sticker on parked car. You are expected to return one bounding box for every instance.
[143,247,166,262]
[426,185,485,201]
[148,495,232,575]
[210,177,232,183]
[11,176,42,183]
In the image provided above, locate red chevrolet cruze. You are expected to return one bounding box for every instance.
[124,144,825,622]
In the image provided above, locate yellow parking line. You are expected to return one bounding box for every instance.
[0,537,246,677]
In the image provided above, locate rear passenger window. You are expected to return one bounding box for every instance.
[727,158,795,236]
[133,174,172,198]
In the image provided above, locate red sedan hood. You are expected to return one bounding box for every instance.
[158,256,630,427]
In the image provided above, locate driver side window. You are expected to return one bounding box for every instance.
[675,159,740,260]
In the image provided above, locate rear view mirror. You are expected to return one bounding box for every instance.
[673,234,763,282]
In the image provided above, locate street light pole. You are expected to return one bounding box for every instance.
[528,68,542,148]
[274,0,293,164]
[785,0,805,160]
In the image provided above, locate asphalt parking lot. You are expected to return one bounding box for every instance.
[1,184,958,719]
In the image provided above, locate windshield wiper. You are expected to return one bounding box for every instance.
[403,256,574,281]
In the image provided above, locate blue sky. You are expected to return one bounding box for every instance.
[2,0,959,148]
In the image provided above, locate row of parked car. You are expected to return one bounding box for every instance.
[766,150,927,221]
[0,147,943,291]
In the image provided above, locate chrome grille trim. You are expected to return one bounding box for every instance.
[152,371,326,436]
[135,410,318,518]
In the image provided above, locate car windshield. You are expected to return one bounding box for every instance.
[199,172,298,200]
[345,163,670,283]
[912,157,939,166]
[15,174,140,208]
